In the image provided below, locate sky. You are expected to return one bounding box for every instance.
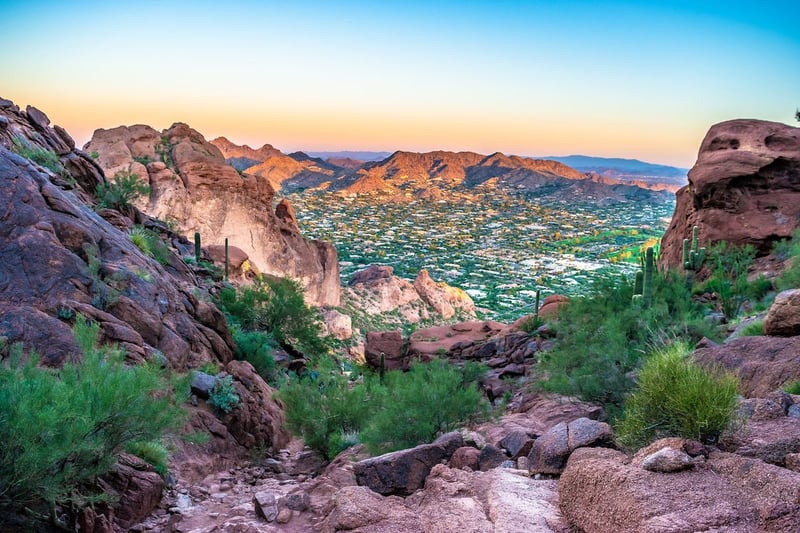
[1,0,798,167]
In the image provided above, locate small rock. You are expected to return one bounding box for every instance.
[641,447,695,473]
[478,444,507,471]
[176,493,192,510]
[499,430,535,459]
[253,491,278,522]
[785,453,800,472]
[191,371,217,400]
[433,431,464,458]
[276,508,292,524]
[285,491,310,511]
[449,446,480,470]
[500,460,516,468]
[788,405,800,418]
[517,456,529,470]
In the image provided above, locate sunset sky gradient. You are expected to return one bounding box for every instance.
[2,0,798,167]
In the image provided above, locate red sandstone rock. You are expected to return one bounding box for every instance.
[763,289,800,336]
[660,120,800,270]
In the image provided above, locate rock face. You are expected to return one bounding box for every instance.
[763,289,800,336]
[660,119,800,269]
[527,417,613,475]
[693,336,800,397]
[412,268,475,319]
[560,447,800,533]
[85,124,340,306]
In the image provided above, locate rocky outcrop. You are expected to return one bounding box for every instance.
[412,268,475,319]
[660,120,800,270]
[527,417,613,475]
[85,124,340,306]
[763,289,800,336]
[560,446,800,533]
[693,336,800,397]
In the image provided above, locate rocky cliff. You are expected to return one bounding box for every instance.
[660,119,800,269]
[85,124,341,306]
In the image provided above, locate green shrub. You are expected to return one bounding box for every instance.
[232,327,277,384]
[124,440,169,477]
[775,229,800,290]
[537,271,714,413]
[783,380,800,395]
[278,357,373,460]
[132,155,152,165]
[704,242,757,320]
[95,169,150,212]
[218,276,331,358]
[519,315,544,333]
[208,375,240,414]
[129,225,171,266]
[0,316,184,526]
[615,342,739,449]
[738,320,764,337]
[12,137,63,175]
[359,359,489,455]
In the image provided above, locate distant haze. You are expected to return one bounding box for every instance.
[2,1,797,168]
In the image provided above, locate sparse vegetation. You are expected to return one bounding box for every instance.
[738,319,764,337]
[208,375,240,414]
[129,225,171,266]
[11,137,64,175]
[231,327,277,384]
[774,229,800,290]
[95,169,150,212]
[124,440,170,477]
[704,242,757,320]
[615,342,740,449]
[783,380,800,395]
[0,316,184,527]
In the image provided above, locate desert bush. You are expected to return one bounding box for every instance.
[95,169,150,212]
[278,357,372,460]
[704,242,757,320]
[217,276,331,357]
[359,359,490,454]
[775,229,800,290]
[129,225,171,265]
[231,327,277,384]
[738,319,764,337]
[0,316,184,526]
[11,136,63,175]
[124,440,169,477]
[208,375,240,414]
[537,271,714,413]
[783,380,800,395]
[615,342,739,449]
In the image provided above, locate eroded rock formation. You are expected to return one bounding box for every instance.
[85,124,340,306]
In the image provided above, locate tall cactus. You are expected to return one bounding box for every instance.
[682,226,706,290]
[224,238,229,281]
[642,247,655,308]
[194,232,201,263]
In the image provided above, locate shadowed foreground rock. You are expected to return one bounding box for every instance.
[559,447,800,532]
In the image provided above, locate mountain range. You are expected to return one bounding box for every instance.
[211,140,677,203]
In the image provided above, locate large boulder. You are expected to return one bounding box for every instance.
[353,442,448,496]
[527,417,613,475]
[763,289,800,337]
[364,330,406,371]
[85,124,341,306]
[693,336,800,397]
[559,447,800,532]
[660,120,800,270]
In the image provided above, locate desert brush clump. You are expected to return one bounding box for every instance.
[615,341,740,450]
[11,136,64,175]
[129,225,171,266]
[217,275,332,361]
[774,228,800,290]
[95,168,150,212]
[0,315,185,527]
[208,374,240,414]
[278,358,490,460]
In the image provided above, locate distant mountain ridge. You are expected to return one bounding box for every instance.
[541,155,688,186]
[211,139,674,203]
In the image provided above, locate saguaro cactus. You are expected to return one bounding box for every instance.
[642,247,655,308]
[682,226,706,290]
[194,232,201,263]
[224,238,229,281]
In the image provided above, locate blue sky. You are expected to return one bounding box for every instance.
[1,0,798,166]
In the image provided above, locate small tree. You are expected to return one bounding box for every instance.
[95,169,150,213]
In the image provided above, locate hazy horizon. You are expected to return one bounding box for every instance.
[2,0,798,168]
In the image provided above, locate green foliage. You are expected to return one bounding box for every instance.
[783,380,800,395]
[704,242,757,320]
[95,169,150,212]
[360,360,489,454]
[11,137,63,175]
[537,271,716,413]
[182,431,211,445]
[0,316,184,525]
[278,357,373,460]
[90,151,100,159]
[615,342,739,449]
[208,375,240,414]
[198,361,220,375]
[520,315,544,333]
[129,225,171,266]
[217,276,331,358]
[132,155,152,165]
[279,358,489,459]
[738,319,764,337]
[231,327,277,384]
[124,440,169,477]
[775,229,800,290]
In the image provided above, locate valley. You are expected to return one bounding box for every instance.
[283,188,674,321]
